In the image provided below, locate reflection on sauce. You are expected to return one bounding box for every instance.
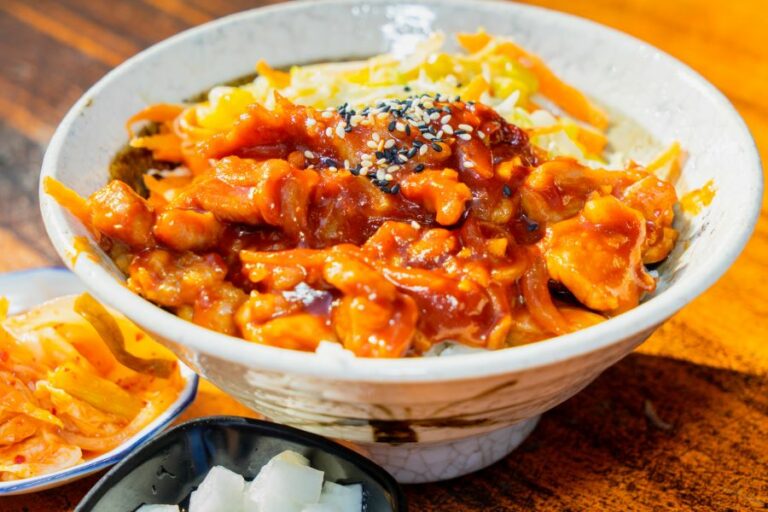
[680,180,716,215]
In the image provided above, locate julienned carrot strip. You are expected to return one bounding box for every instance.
[576,126,608,155]
[256,59,290,88]
[461,75,490,102]
[457,31,492,53]
[125,104,184,136]
[129,133,183,162]
[43,177,90,226]
[497,42,609,130]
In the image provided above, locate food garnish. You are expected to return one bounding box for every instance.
[0,295,182,481]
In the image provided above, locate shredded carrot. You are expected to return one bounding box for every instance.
[457,30,492,53]
[646,142,684,183]
[461,75,490,102]
[43,177,90,226]
[125,104,184,137]
[129,133,183,162]
[497,42,609,130]
[575,126,608,155]
[256,59,291,88]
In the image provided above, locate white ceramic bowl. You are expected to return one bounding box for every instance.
[0,268,198,495]
[39,0,762,483]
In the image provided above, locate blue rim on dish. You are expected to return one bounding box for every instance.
[0,267,200,495]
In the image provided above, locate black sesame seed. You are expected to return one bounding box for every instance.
[390,183,401,194]
[432,142,442,152]
[350,167,360,176]
[404,86,411,92]
[375,151,385,159]
[345,124,353,132]
[503,185,512,197]
[407,147,417,158]
[414,163,425,173]
[526,221,539,232]
[405,125,411,136]
[413,140,424,148]
[388,120,396,131]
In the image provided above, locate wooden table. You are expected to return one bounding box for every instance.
[1,0,766,509]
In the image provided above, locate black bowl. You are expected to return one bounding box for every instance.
[76,416,407,511]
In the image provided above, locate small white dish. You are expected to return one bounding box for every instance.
[0,268,199,496]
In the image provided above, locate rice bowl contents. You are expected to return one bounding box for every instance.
[0,295,183,482]
[47,31,681,358]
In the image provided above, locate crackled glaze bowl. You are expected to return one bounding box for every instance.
[39,0,762,483]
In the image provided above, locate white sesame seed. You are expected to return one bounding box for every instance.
[443,124,454,135]
[321,111,333,119]
[372,133,381,142]
[384,139,395,149]
[304,150,314,159]
[366,140,378,149]
[376,169,386,180]
[387,165,400,173]
[458,123,474,132]
[306,118,317,127]
[351,115,363,126]
[361,153,372,161]
[329,166,338,172]
[377,112,389,120]
[423,133,435,140]
[478,131,486,140]
[325,127,333,137]
[397,154,408,163]
[361,160,373,168]
[385,173,394,181]
[436,130,444,139]
[344,159,350,169]
[395,122,406,132]
[419,144,428,156]
[441,114,452,124]
[336,124,346,138]
[377,158,388,165]
[458,133,472,141]
[429,112,440,121]
[464,161,475,168]
[377,140,385,151]
[410,220,420,230]
[360,168,369,176]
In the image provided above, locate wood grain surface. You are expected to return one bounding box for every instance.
[0,0,765,510]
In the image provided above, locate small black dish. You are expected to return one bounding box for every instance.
[76,416,407,511]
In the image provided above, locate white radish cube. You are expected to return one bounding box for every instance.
[301,504,340,512]
[318,482,363,512]
[189,465,245,512]
[257,458,324,505]
[271,450,310,466]
[135,505,180,512]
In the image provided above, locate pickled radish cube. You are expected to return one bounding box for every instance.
[318,482,363,512]
[271,450,310,466]
[189,465,245,512]
[135,505,180,512]
[243,453,324,511]
[301,505,339,512]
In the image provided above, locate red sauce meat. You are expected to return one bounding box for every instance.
[49,94,677,357]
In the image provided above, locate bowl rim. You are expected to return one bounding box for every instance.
[39,0,763,383]
[0,268,199,495]
[75,415,408,512]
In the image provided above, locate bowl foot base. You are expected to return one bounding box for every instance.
[360,416,540,483]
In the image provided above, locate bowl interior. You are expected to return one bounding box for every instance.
[40,0,762,381]
[75,416,406,512]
